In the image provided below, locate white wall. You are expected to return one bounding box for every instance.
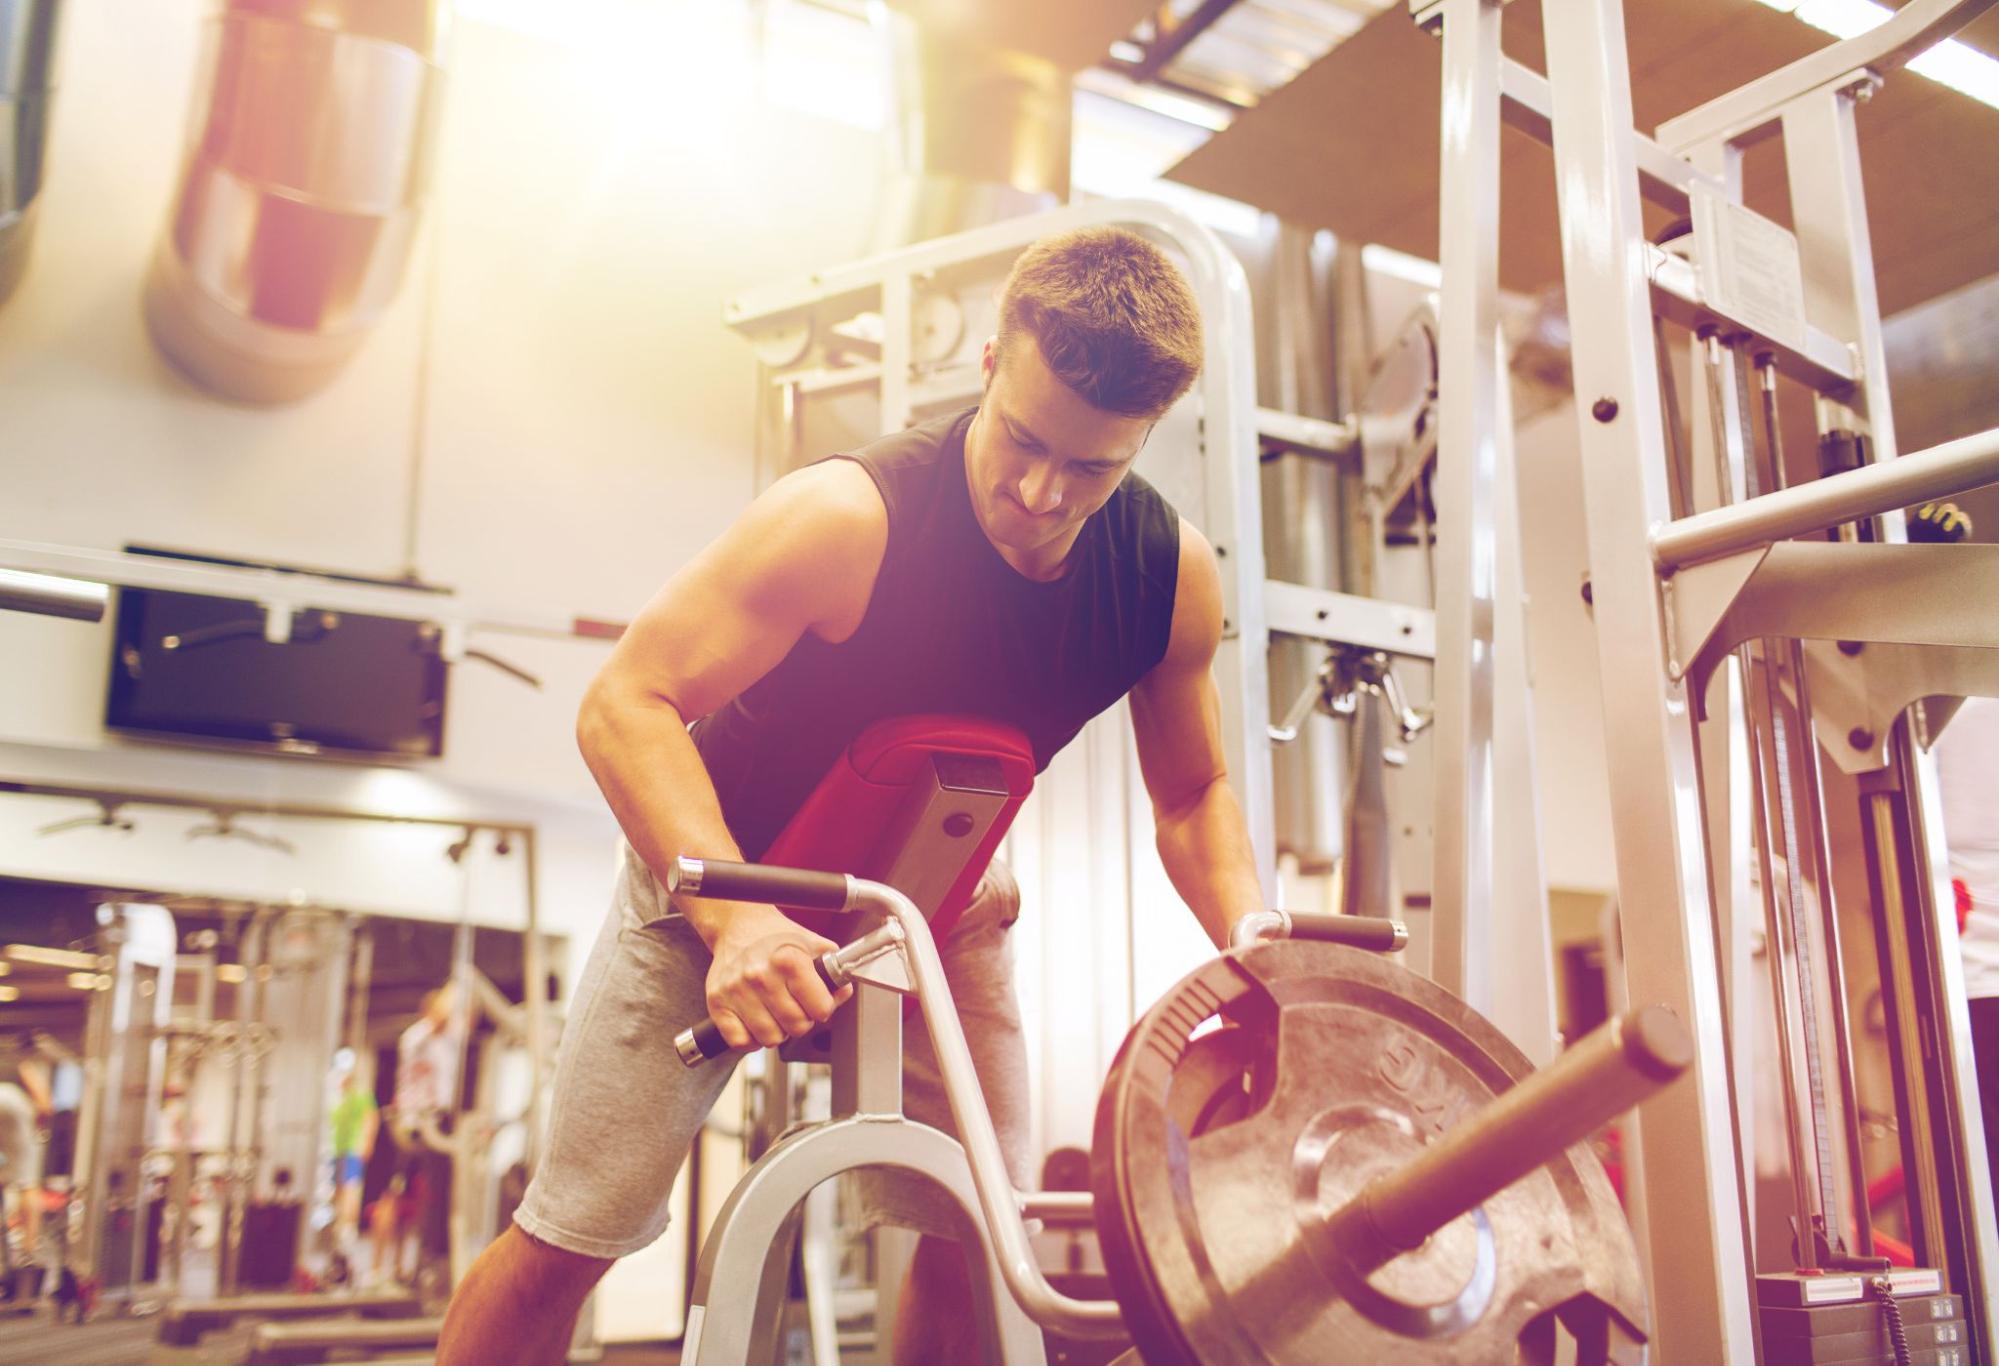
[0,2,884,955]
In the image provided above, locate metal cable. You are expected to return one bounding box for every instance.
[1870,1276,1913,1366]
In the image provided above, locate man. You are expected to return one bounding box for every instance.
[0,1038,52,1273]
[326,1048,378,1274]
[385,984,464,1285]
[439,226,1269,1364]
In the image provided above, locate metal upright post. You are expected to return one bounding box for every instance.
[882,268,913,433]
[1541,0,1757,1358]
[1779,87,1898,467]
[1428,0,1503,1018]
[1488,330,1556,1065]
[521,828,548,1174]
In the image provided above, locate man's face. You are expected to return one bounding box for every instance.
[965,335,1152,567]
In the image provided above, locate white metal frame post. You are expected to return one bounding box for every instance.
[1426,0,1503,1020]
[1542,0,1758,1359]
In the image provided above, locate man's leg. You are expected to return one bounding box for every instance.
[440,852,737,1364]
[20,1181,40,1258]
[439,1225,610,1366]
[891,1234,982,1366]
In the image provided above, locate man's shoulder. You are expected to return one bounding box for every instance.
[1102,469,1185,564]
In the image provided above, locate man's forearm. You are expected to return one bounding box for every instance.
[576,680,768,949]
[1154,778,1267,949]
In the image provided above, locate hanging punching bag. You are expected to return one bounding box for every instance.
[0,0,63,310]
[143,0,447,402]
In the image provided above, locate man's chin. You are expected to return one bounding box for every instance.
[991,520,1061,553]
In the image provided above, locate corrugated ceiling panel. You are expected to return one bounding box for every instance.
[1165,0,1999,312]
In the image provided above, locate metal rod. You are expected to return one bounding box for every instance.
[1791,639,1875,1256]
[0,776,534,836]
[1748,646,1829,1267]
[1865,783,1946,1265]
[521,831,547,1176]
[0,567,108,621]
[1656,0,1997,152]
[1653,426,1999,572]
[1333,1006,1692,1267]
[864,880,1126,1337]
[1754,354,1842,1259]
[219,912,265,1296]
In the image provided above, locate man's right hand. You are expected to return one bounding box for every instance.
[704,909,854,1049]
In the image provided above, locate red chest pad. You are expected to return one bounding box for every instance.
[759,715,1035,945]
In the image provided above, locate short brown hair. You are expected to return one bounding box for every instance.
[996,226,1203,420]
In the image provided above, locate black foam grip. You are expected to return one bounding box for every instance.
[687,1017,729,1062]
[684,858,851,911]
[1288,913,1404,952]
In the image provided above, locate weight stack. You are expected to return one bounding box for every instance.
[1758,1279,1969,1365]
[239,1200,304,1288]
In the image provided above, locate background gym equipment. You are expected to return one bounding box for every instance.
[0,780,552,1363]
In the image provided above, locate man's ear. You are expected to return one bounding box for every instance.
[980,336,998,387]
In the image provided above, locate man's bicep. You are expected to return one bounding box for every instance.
[1130,517,1232,811]
[610,554,814,720]
[600,463,886,719]
[1130,653,1230,815]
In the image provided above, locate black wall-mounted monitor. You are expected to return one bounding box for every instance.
[104,548,449,760]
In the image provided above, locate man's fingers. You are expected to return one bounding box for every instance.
[774,946,839,1021]
[710,1006,754,1051]
[748,977,816,1038]
[729,995,789,1048]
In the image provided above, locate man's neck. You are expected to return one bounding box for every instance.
[993,532,1081,583]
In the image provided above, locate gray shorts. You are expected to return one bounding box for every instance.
[513,846,1032,1261]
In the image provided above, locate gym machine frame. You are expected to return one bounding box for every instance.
[1411,0,1999,1357]
[671,855,1684,1363]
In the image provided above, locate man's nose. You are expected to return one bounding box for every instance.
[1017,462,1063,515]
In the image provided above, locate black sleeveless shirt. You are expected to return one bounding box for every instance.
[694,406,1183,860]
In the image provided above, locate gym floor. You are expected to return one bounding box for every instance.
[0,1312,689,1365]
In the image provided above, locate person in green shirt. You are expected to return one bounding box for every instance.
[328,1049,378,1260]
